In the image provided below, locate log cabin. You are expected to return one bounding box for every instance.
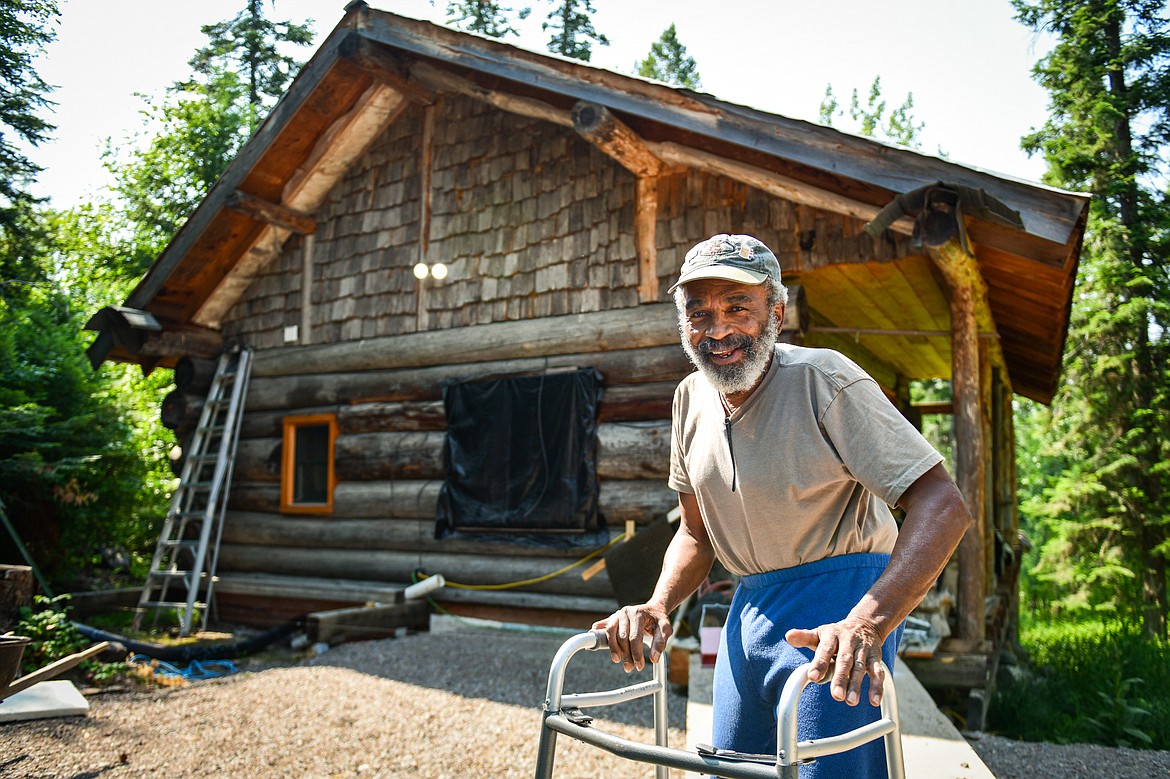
[85,2,1087,726]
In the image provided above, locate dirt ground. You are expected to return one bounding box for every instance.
[2,621,1169,778]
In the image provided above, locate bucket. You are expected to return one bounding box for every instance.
[0,635,31,690]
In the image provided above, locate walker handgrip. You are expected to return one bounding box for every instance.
[588,627,656,652]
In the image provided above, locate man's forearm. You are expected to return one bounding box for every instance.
[648,499,715,614]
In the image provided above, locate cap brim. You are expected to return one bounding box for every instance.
[667,266,770,294]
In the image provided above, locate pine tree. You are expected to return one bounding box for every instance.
[1013,0,1170,637]
[819,77,923,149]
[543,0,607,62]
[635,24,701,89]
[186,0,313,132]
[446,0,529,38]
[0,0,57,232]
[107,1,314,259]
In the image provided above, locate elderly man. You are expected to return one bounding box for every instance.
[595,234,971,777]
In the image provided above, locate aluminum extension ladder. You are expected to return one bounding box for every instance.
[534,630,905,779]
[134,345,253,637]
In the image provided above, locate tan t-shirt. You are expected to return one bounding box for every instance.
[669,344,943,576]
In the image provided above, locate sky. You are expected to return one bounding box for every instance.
[25,0,1056,208]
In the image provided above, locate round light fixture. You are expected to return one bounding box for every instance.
[431,263,448,280]
[413,262,429,280]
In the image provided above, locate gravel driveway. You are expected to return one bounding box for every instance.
[2,621,1168,778]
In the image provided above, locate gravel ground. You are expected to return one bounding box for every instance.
[2,621,1169,778]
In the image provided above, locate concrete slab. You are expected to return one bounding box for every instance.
[0,680,90,724]
[683,655,996,778]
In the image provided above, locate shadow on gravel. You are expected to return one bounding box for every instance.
[300,626,688,730]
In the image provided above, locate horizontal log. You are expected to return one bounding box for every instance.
[216,544,614,598]
[214,571,615,615]
[161,390,203,431]
[174,356,217,392]
[227,479,676,523]
[222,512,601,558]
[244,344,692,411]
[250,303,679,377]
[237,383,677,440]
[233,422,671,483]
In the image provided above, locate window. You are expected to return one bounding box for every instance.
[281,413,337,514]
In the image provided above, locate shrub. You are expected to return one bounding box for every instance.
[989,619,1170,749]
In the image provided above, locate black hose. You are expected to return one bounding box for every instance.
[72,618,303,663]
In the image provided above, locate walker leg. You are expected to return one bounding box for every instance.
[534,712,558,779]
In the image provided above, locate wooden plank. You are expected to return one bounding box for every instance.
[307,600,430,645]
[901,651,989,689]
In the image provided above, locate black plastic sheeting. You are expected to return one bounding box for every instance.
[73,619,301,663]
[435,368,607,547]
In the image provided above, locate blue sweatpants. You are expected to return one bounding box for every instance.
[712,553,903,779]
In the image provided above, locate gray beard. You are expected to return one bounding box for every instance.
[680,315,779,396]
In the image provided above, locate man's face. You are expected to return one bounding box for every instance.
[678,278,784,397]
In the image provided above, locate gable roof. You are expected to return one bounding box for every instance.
[88,1,1088,403]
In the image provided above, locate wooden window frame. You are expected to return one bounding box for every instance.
[280,413,338,515]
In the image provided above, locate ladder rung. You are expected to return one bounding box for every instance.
[139,600,206,611]
[161,539,200,549]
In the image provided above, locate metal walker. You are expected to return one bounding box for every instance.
[534,629,905,779]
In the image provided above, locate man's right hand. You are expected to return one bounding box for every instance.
[592,603,672,672]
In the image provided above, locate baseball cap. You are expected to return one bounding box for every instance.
[668,234,782,294]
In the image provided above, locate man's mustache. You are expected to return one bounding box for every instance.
[697,333,754,354]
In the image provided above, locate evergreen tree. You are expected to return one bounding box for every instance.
[186,0,313,132]
[446,0,529,38]
[0,0,57,233]
[635,23,701,89]
[819,77,924,149]
[106,1,313,262]
[543,0,607,61]
[1013,0,1170,637]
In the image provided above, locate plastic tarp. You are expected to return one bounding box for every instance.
[435,368,606,546]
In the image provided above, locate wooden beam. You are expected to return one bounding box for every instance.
[338,33,435,104]
[410,60,573,129]
[571,102,662,178]
[225,190,316,234]
[648,141,916,235]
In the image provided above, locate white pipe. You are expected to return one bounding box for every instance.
[404,575,445,600]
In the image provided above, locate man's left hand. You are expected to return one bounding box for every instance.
[784,617,885,707]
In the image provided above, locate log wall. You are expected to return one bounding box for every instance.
[210,92,899,621]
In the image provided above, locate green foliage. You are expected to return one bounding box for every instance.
[13,595,125,683]
[989,620,1170,749]
[819,77,924,149]
[187,0,313,132]
[446,0,530,38]
[907,379,955,479]
[543,0,607,61]
[1012,0,1170,638]
[105,1,313,256]
[0,202,175,588]
[0,0,58,228]
[13,595,87,675]
[635,24,701,89]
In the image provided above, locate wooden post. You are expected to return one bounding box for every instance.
[571,102,663,303]
[922,190,987,644]
[301,233,314,345]
[416,103,435,332]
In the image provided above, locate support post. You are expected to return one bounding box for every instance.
[921,190,987,645]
